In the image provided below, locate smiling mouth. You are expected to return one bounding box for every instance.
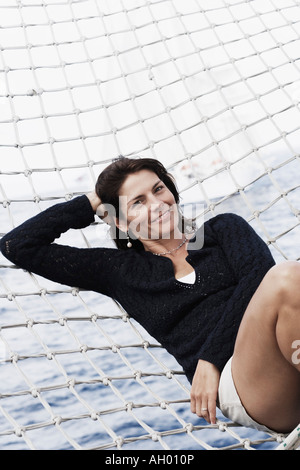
[152,209,171,223]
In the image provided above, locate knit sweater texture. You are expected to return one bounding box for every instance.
[0,195,275,383]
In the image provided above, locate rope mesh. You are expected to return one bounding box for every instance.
[0,0,300,450]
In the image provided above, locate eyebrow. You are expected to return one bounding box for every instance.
[127,180,162,205]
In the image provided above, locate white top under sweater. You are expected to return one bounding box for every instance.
[178,270,196,284]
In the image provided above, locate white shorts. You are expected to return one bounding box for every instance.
[218,357,275,434]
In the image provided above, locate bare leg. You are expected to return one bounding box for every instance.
[232,261,300,433]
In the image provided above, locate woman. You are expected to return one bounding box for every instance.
[1,157,300,434]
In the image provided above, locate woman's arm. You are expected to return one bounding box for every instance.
[0,194,116,297]
[197,213,275,371]
[190,359,220,424]
[190,213,275,423]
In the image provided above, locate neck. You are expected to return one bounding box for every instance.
[142,232,188,257]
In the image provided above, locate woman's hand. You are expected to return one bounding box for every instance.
[190,359,220,424]
[86,191,102,212]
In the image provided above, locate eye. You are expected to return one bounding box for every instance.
[154,185,164,193]
[132,199,143,206]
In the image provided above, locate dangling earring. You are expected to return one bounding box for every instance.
[126,232,132,248]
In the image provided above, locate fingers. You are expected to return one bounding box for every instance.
[199,402,217,424]
[190,360,220,425]
[190,394,217,424]
[86,191,102,212]
[206,396,217,424]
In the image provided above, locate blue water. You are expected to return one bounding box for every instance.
[0,158,299,450]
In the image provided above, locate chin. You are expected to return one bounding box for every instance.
[151,224,178,241]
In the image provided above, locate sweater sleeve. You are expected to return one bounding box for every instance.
[0,195,117,297]
[196,213,276,372]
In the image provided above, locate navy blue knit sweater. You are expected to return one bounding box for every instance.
[0,195,275,383]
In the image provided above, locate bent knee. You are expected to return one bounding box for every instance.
[266,261,300,303]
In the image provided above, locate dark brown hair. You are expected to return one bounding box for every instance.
[95,156,190,250]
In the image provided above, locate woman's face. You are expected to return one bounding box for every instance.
[117,169,179,242]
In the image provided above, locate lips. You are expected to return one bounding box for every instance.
[152,209,171,223]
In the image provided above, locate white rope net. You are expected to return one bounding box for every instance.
[0,0,300,450]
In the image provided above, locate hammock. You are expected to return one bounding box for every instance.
[0,0,300,450]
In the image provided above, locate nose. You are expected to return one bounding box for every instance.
[147,191,164,210]
[149,201,168,221]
